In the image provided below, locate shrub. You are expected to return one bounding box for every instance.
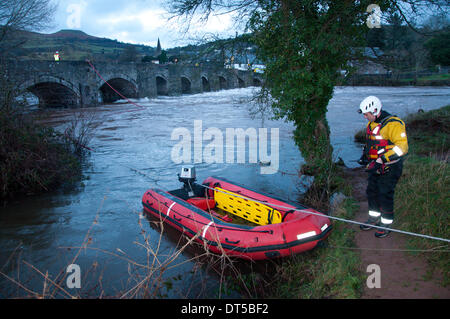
[0,108,81,201]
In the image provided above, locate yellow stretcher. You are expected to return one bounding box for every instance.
[214,187,282,226]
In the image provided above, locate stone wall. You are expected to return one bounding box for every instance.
[6,59,264,108]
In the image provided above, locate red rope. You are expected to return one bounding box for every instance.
[86,59,146,110]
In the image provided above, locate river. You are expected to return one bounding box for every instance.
[1,86,449,298]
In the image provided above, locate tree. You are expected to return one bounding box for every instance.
[158,50,168,64]
[425,31,450,66]
[0,0,56,44]
[142,55,156,62]
[168,0,449,202]
[1,0,56,108]
[0,1,86,201]
[422,13,450,66]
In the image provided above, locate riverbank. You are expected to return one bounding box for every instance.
[342,73,450,87]
[0,108,83,203]
[266,104,449,299]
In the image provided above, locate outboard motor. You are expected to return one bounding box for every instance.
[178,165,196,197]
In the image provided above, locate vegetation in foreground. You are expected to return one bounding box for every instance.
[394,105,449,286]
[266,198,363,299]
[0,107,83,202]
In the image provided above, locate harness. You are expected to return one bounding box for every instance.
[365,115,402,160]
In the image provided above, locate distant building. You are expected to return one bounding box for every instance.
[155,38,162,57]
[355,47,389,75]
[342,47,389,75]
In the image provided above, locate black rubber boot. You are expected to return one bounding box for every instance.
[360,217,380,231]
[375,224,391,238]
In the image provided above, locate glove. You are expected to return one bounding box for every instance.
[365,161,382,173]
[357,154,369,166]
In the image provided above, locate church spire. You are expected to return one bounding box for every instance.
[156,38,162,56]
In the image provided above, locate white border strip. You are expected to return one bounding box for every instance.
[202,221,214,238]
[167,202,176,217]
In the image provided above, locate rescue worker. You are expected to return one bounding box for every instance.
[357,96,408,238]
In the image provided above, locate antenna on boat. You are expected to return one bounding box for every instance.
[178,165,196,197]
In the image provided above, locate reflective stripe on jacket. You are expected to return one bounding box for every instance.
[365,111,408,163]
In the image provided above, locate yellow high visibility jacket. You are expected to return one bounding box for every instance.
[365,111,408,163]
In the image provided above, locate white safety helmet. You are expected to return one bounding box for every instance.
[358,96,382,116]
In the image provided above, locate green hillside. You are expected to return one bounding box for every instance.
[2,29,256,66]
[4,29,157,62]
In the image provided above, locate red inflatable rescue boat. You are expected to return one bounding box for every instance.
[142,168,332,260]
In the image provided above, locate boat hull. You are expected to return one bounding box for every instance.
[142,176,332,260]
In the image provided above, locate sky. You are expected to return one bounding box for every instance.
[49,0,239,48]
[47,1,449,49]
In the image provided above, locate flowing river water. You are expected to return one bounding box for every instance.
[1,86,449,298]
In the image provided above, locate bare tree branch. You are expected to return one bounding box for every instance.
[0,0,56,43]
[391,0,449,35]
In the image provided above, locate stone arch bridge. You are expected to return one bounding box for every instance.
[6,60,263,108]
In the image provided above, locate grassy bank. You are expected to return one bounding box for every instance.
[342,74,450,87]
[393,105,449,285]
[405,105,449,156]
[266,197,363,298]
[397,73,450,86]
[0,108,82,202]
[257,160,365,299]
[395,155,449,285]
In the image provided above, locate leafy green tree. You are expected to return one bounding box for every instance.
[366,28,386,49]
[168,0,447,202]
[247,1,388,197]
[158,50,168,64]
[425,31,450,66]
[142,55,156,62]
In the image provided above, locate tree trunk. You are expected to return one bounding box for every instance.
[294,110,335,207]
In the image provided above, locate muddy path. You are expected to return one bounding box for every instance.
[345,167,450,299]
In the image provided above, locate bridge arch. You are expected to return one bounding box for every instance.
[19,76,80,108]
[201,75,210,92]
[218,76,227,90]
[99,77,138,103]
[181,77,191,94]
[253,78,262,87]
[156,75,168,96]
[237,76,246,88]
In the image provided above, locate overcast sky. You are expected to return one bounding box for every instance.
[48,1,449,49]
[49,0,239,48]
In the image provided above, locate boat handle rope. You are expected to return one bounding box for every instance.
[225,238,240,244]
[198,183,450,244]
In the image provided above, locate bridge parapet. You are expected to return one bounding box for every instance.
[5,59,264,108]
